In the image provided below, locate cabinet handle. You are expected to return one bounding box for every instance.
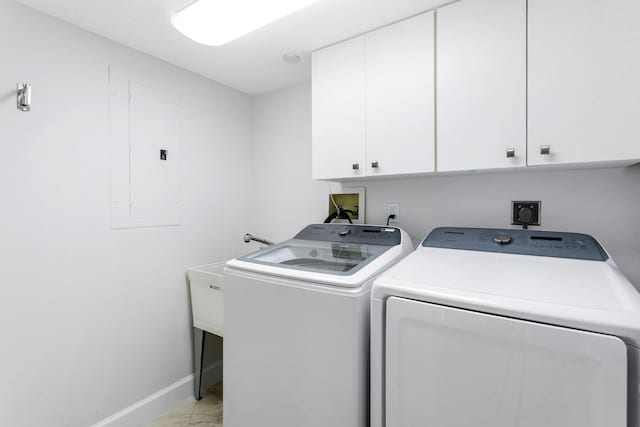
[371,160,379,169]
[540,145,551,155]
[352,163,360,171]
[506,148,515,158]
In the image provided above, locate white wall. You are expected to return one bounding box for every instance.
[250,83,330,242]
[0,1,253,426]
[250,83,640,287]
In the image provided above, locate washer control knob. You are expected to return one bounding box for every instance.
[493,233,512,245]
[339,228,351,237]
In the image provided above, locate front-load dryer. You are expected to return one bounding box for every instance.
[371,227,640,427]
[224,224,413,427]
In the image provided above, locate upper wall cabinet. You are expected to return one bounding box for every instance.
[437,0,526,172]
[312,12,435,180]
[312,0,640,181]
[312,36,366,180]
[528,0,640,166]
[366,12,435,177]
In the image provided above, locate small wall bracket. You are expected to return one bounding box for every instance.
[17,83,31,112]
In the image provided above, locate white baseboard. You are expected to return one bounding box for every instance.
[90,374,195,427]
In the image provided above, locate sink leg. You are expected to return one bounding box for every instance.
[194,327,205,400]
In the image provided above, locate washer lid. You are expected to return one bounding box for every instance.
[228,224,412,288]
[240,238,391,276]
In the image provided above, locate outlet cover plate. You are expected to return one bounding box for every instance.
[387,203,400,224]
[511,201,541,226]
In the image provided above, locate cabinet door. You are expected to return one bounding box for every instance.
[528,0,640,166]
[312,36,366,180]
[437,0,526,172]
[366,12,435,176]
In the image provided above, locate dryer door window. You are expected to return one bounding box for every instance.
[384,297,627,427]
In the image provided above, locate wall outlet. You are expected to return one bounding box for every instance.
[512,201,541,226]
[387,203,400,223]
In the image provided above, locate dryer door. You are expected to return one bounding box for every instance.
[385,297,627,427]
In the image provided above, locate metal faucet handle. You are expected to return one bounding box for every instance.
[243,233,274,246]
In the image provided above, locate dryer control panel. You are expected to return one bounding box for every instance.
[423,227,608,261]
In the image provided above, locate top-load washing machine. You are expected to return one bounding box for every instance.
[371,227,640,427]
[224,223,413,427]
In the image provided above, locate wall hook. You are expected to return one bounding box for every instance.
[17,83,31,112]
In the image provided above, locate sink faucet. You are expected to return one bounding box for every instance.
[243,234,274,246]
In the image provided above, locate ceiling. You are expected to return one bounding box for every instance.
[15,0,445,95]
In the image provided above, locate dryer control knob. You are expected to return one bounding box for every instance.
[493,233,512,245]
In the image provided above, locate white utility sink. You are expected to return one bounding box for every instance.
[188,262,225,337]
[187,261,226,401]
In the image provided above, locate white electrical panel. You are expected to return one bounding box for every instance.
[109,66,181,229]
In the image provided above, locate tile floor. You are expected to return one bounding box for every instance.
[149,383,222,427]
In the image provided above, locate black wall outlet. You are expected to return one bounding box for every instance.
[512,201,541,226]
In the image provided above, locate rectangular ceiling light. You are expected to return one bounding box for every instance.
[172,0,322,46]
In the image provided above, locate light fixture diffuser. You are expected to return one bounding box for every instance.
[172,0,321,46]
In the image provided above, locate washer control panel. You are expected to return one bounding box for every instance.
[423,227,608,261]
[295,224,402,246]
